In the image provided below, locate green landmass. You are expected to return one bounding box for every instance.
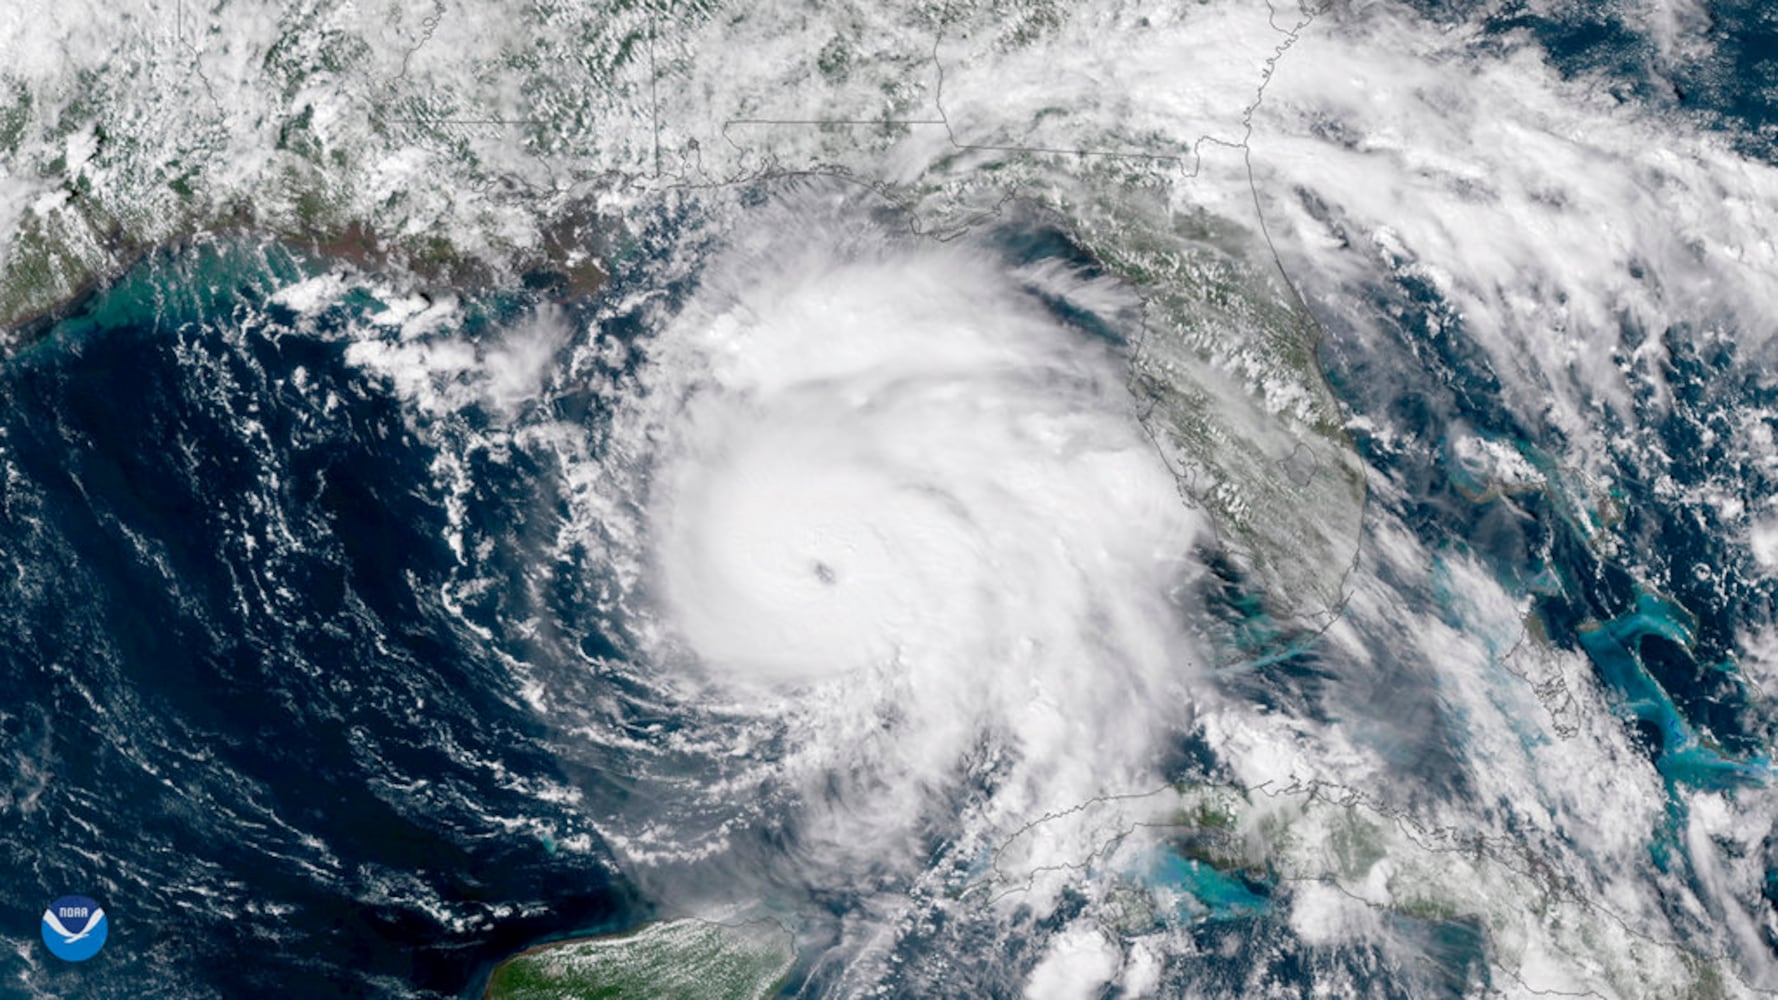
[483,918,794,1000]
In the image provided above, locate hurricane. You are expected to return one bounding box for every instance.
[565,192,1207,947]
[7,1,1778,997]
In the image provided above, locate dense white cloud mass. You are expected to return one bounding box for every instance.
[1022,922,1120,1000]
[7,0,1778,995]
[595,191,1205,881]
[651,224,1195,687]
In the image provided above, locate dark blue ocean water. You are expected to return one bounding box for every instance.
[0,243,640,998]
[3,6,1776,993]
[1307,181,1778,929]
[1411,0,1778,161]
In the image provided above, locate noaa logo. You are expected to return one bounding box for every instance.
[41,895,107,962]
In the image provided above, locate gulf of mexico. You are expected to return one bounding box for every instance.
[0,240,639,998]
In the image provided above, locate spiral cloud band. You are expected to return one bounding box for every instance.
[615,192,1207,877]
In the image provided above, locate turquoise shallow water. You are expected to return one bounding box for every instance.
[1578,593,1771,792]
[1146,848,1272,922]
[11,9,1778,983]
[0,240,637,999]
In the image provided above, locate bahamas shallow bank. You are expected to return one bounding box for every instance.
[3,1,1778,998]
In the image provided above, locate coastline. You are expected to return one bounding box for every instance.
[1,211,609,355]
